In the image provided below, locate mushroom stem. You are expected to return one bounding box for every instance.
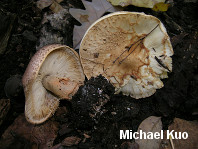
[42,75,79,100]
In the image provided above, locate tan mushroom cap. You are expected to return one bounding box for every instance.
[22,44,85,124]
[80,11,173,99]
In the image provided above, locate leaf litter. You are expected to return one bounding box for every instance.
[69,0,122,49]
[135,116,162,149]
[36,0,64,13]
[107,0,172,11]
[159,118,198,149]
[0,0,198,148]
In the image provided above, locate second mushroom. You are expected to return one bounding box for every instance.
[80,12,173,99]
[22,44,85,124]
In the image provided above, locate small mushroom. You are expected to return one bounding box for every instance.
[80,12,173,99]
[22,44,85,124]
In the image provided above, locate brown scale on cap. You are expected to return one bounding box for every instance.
[80,12,173,99]
[22,44,85,124]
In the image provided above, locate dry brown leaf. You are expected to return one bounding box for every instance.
[49,0,63,13]
[152,2,170,12]
[0,99,10,127]
[108,0,173,11]
[136,116,162,149]
[121,142,139,149]
[61,136,81,146]
[69,0,121,49]
[36,0,53,10]
[36,0,63,13]
[159,118,198,149]
[107,0,165,8]
[0,11,16,55]
[0,114,59,148]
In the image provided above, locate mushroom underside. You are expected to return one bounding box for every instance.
[24,46,85,124]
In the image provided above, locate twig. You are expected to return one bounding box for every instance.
[154,56,170,72]
[169,135,175,149]
[113,24,159,64]
[119,41,141,64]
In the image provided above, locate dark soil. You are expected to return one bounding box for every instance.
[0,0,198,148]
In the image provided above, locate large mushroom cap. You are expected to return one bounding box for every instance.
[80,11,173,99]
[22,44,85,124]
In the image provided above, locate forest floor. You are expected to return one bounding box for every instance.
[0,0,198,148]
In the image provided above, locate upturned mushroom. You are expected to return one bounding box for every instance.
[80,11,173,99]
[22,44,85,124]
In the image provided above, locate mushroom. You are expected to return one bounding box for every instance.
[22,44,85,124]
[80,11,173,99]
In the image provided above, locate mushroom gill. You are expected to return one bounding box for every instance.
[22,44,85,124]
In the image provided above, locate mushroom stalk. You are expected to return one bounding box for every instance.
[42,75,79,99]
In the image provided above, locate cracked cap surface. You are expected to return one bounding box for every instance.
[80,11,173,99]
